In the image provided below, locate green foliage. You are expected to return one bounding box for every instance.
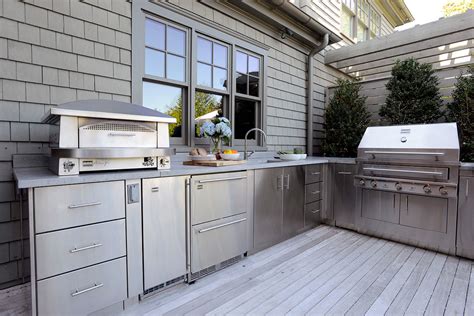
[446,66,474,162]
[443,0,474,16]
[380,58,444,125]
[323,78,371,157]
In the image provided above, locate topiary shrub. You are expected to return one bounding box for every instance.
[446,65,474,162]
[380,58,444,124]
[322,78,370,157]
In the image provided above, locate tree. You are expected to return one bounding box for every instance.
[443,0,474,16]
[379,58,444,125]
[322,78,371,157]
[446,66,474,162]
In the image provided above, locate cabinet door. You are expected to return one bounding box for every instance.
[254,168,283,249]
[334,164,357,228]
[361,189,400,224]
[457,177,474,258]
[142,177,187,290]
[283,166,305,237]
[400,194,448,233]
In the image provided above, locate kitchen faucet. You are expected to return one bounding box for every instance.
[244,128,267,160]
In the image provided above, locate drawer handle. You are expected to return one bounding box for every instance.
[311,190,320,195]
[151,187,159,192]
[70,243,103,253]
[337,171,352,175]
[311,172,320,175]
[311,209,320,214]
[198,218,247,233]
[198,176,247,184]
[68,201,102,209]
[71,283,104,297]
[108,132,136,137]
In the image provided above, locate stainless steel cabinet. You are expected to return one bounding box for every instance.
[254,166,305,250]
[333,164,357,230]
[457,175,474,259]
[361,189,400,224]
[142,176,187,290]
[400,194,448,233]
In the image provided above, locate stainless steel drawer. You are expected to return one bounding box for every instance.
[305,165,321,184]
[191,172,247,225]
[191,213,248,273]
[305,201,321,227]
[34,181,125,233]
[305,182,321,203]
[36,220,126,280]
[37,257,127,316]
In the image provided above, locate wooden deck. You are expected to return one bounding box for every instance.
[124,225,474,316]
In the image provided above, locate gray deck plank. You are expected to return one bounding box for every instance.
[424,256,459,315]
[466,263,474,316]
[403,252,448,315]
[445,259,472,315]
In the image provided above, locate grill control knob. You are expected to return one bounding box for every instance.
[370,180,377,188]
[439,186,448,195]
[395,182,402,191]
[423,185,432,194]
[359,179,366,186]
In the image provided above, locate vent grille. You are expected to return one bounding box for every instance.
[82,122,155,133]
[143,276,184,296]
[190,255,243,281]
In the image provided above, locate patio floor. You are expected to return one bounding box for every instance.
[125,225,474,316]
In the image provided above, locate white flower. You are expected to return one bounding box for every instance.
[201,121,215,137]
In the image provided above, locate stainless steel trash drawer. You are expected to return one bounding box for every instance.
[305,201,321,227]
[305,165,322,184]
[400,194,448,233]
[37,257,127,316]
[305,182,321,203]
[191,213,248,273]
[36,220,126,280]
[191,172,247,225]
[34,181,125,233]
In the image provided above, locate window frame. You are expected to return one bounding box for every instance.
[132,2,268,152]
[341,0,382,43]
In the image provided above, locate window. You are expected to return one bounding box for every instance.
[341,0,382,42]
[143,18,188,143]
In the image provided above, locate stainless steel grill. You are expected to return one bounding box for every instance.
[354,123,460,254]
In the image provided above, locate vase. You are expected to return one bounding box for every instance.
[210,137,222,154]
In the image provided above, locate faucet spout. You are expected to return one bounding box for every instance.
[244,128,267,160]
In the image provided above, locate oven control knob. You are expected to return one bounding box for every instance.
[423,185,432,194]
[370,180,377,188]
[359,179,366,186]
[395,182,402,191]
[439,186,448,195]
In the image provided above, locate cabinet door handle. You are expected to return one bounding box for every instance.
[311,190,320,195]
[68,201,101,209]
[198,218,247,233]
[198,176,247,184]
[71,283,104,297]
[70,243,103,253]
[277,175,283,190]
[337,171,352,175]
[284,174,290,190]
[151,186,159,192]
[311,209,320,214]
[466,179,470,198]
[311,172,321,175]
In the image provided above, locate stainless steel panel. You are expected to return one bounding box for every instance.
[283,166,305,237]
[400,194,448,233]
[37,258,127,316]
[36,220,126,280]
[34,181,125,233]
[143,176,187,289]
[51,147,175,158]
[254,168,283,249]
[304,201,321,227]
[457,176,474,259]
[305,164,321,184]
[361,189,400,224]
[334,164,357,229]
[191,213,248,273]
[305,182,321,204]
[362,164,449,181]
[191,172,247,225]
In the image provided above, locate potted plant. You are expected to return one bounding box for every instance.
[199,117,232,155]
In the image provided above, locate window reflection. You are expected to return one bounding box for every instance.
[213,43,227,68]
[236,51,247,74]
[248,56,259,77]
[194,92,224,137]
[197,63,212,87]
[236,73,248,94]
[167,54,185,81]
[145,19,165,50]
[145,49,164,77]
[143,82,182,137]
[235,98,256,139]
[197,37,212,64]
[249,76,259,97]
[213,67,227,90]
[167,26,186,56]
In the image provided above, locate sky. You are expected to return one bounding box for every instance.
[395,0,448,31]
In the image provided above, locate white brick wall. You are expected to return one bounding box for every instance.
[0,0,131,289]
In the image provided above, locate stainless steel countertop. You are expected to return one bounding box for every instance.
[14,156,332,189]
[460,162,474,170]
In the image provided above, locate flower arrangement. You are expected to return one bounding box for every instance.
[199,117,232,154]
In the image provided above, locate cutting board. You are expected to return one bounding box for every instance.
[183,160,247,167]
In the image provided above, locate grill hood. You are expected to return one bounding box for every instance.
[42,100,177,124]
[358,123,460,164]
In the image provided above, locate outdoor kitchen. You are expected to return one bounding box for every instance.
[0,0,473,315]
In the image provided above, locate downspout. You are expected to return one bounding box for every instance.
[307,33,329,156]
